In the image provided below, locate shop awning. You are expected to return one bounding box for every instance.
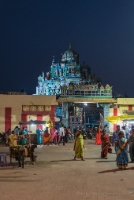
[19,120,46,125]
[105,115,134,124]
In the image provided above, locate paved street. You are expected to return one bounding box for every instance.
[0,139,134,200]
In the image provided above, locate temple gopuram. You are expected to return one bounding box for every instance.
[36,43,112,97]
[35,43,116,131]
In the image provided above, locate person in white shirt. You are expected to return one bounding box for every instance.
[58,124,65,145]
[121,126,126,138]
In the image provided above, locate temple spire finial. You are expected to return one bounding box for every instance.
[52,55,55,64]
[69,42,72,50]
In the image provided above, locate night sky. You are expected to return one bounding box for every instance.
[1,0,134,96]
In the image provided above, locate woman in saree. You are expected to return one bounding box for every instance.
[44,129,51,145]
[95,127,102,145]
[101,129,112,159]
[53,128,59,145]
[128,128,134,163]
[74,130,84,161]
[116,131,128,169]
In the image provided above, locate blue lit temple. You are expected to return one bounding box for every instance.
[36,43,112,97]
[35,43,114,130]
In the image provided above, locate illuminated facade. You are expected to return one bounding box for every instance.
[36,43,112,97]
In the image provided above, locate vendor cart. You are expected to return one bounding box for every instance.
[10,144,37,168]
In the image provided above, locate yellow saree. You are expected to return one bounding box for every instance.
[74,134,84,158]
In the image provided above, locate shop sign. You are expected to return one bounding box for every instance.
[22,105,51,112]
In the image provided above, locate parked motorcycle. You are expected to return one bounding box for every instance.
[81,129,87,139]
[87,131,93,139]
[86,128,93,139]
[83,132,87,140]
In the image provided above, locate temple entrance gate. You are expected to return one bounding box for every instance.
[68,102,104,131]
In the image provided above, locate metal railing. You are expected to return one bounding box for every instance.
[61,90,112,97]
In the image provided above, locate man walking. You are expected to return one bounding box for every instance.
[58,124,65,146]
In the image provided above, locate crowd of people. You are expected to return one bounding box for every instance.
[43,125,74,146]
[0,125,75,147]
[0,127,25,143]
[112,125,134,169]
[0,127,30,147]
[1,123,134,170]
[73,124,134,170]
[94,124,134,169]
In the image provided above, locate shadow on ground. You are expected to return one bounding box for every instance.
[84,157,102,160]
[51,159,76,162]
[98,167,134,173]
[96,160,116,163]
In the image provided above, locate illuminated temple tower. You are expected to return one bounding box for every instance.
[36,43,112,97]
[36,43,80,95]
[35,43,113,129]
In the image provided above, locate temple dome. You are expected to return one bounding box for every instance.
[61,43,79,63]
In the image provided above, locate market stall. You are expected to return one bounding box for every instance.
[19,120,46,144]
